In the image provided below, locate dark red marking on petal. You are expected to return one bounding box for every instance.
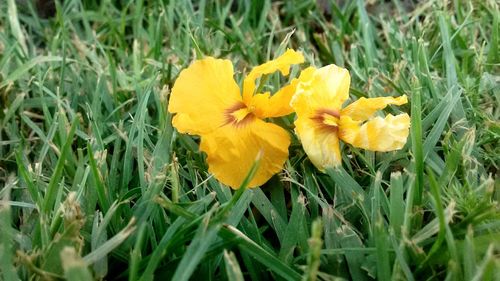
[224,102,256,128]
[310,108,340,133]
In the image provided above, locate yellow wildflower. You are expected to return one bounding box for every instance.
[168,50,304,188]
[291,64,410,171]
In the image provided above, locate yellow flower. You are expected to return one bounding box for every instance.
[291,64,410,171]
[168,50,304,188]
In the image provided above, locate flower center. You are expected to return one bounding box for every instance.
[224,102,255,127]
[311,108,340,131]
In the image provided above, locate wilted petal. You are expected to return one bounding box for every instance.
[294,115,342,171]
[291,65,350,117]
[339,113,410,151]
[341,95,408,122]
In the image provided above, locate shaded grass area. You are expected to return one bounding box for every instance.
[1,0,499,280]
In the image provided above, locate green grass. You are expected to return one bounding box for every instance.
[1,0,499,280]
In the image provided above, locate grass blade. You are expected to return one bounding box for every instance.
[0,181,19,281]
[170,205,222,281]
[220,225,302,281]
[0,56,63,89]
[83,219,136,265]
[42,118,78,215]
[301,219,323,281]
[61,248,94,281]
[224,250,244,281]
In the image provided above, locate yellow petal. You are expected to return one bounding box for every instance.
[339,113,410,151]
[291,65,350,117]
[199,119,290,189]
[242,49,304,103]
[168,57,242,135]
[341,95,408,122]
[294,115,342,171]
[248,69,309,118]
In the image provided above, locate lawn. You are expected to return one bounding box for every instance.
[0,0,499,280]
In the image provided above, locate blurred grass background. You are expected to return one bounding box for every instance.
[0,0,499,280]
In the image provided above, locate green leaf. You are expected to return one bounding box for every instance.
[61,248,94,281]
[301,219,323,281]
[171,205,221,281]
[0,183,19,281]
[220,225,302,281]
[83,219,136,265]
[0,56,63,89]
[224,250,245,281]
[338,225,368,281]
[42,118,78,216]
